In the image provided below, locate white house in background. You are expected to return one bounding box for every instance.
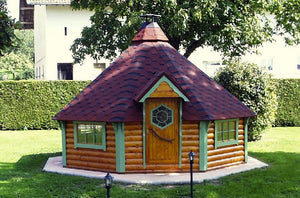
[188,37,300,79]
[27,0,109,80]
[26,0,299,80]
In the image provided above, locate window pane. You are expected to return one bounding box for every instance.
[229,131,235,140]
[77,124,103,145]
[217,132,222,142]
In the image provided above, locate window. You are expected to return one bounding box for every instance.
[74,122,106,150]
[151,104,173,129]
[57,63,73,80]
[214,119,238,148]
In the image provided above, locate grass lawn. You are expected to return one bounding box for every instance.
[0,127,299,197]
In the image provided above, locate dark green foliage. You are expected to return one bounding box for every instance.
[273,79,300,126]
[0,80,90,130]
[70,0,299,64]
[214,60,277,141]
[0,1,19,55]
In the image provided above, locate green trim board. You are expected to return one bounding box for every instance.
[244,118,250,162]
[199,121,210,171]
[214,119,239,149]
[113,122,125,173]
[59,121,67,166]
[139,75,189,102]
[73,121,106,150]
[179,100,183,168]
[143,102,146,169]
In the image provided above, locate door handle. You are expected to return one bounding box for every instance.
[149,128,174,143]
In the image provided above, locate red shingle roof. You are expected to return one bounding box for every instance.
[54,22,255,122]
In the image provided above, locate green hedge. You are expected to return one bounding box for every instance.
[0,79,299,130]
[274,79,300,127]
[0,80,90,130]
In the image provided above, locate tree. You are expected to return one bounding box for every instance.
[70,0,299,64]
[0,1,19,55]
[214,60,277,141]
[0,30,34,80]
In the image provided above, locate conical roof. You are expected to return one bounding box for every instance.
[54,22,255,122]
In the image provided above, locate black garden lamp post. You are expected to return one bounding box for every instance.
[188,151,195,198]
[104,172,113,198]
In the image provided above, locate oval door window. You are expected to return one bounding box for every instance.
[151,104,173,129]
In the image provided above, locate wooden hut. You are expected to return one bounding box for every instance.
[54,20,256,173]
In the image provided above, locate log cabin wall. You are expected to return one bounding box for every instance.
[65,121,116,172]
[181,121,200,171]
[207,119,245,170]
[124,122,144,172]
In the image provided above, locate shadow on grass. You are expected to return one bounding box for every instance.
[0,152,299,197]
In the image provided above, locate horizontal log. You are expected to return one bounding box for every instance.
[238,140,244,145]
[106,136,116,142]
[66,138,74,144]
[67,160,116,171]
[125,135,143,142]
[238,130,244,135]
[182,146,199,152]
[207,161,244,171]
[125,141,142,147]
[66,133,74,138]
[182,141,199,147]
[207,139,214,145]
[238,119,244,125]
[182,125,199,130]
[238,135,244,140]
[207,151,244,162]
[207,145,244,156]
[208,128,214,134]
[182,135,199,142]
[125,130,142,136]
[207,133,214,139]
[182,129,199,135]
[125,147,143,153]
[67,149,116,158]
[67,154,116,164]
[207,156,244,168]
[125,152,143,159]
[181,158,199,164]
[207,145,214,150]
[125,158,143,165]
[125,122,143,131]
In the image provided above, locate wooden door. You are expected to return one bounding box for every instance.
[146,98,179,164]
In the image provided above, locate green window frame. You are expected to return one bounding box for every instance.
[74,121,106,150]
[214,119,239,148]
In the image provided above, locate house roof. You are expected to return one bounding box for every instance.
[26,0,70,5]
[54,22,256,122]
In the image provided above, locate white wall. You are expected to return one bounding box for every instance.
[188,39,300,79]
[35,5,109,80]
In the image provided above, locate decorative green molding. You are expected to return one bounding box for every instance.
[244,118,250,162]
[199,121,210,171]
[73,121,106,150]
[113,122,126,173]
[139,75,189,102]
[179,100,183,168]
[59,121,67,166]
[142,102,146,169]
